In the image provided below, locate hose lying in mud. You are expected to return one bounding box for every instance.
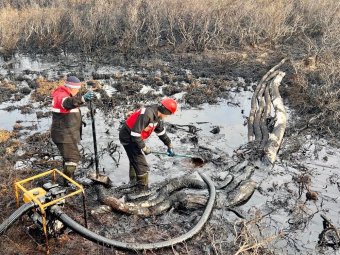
[99,188,203,217]
[170,180,257,219]
[263,71,287,165]
[53,172,216,250]
[248,58,287,142]
[0,201,35,235]
[97,174,207,211]
[224,165,255,194]
[247,59,288,165]
[94,164,255,216]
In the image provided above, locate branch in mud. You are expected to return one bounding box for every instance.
[105,141,121,167]
[168,123,201,134]
[318,214,340,248]
[233,219,281,255]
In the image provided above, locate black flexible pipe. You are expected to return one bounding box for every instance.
[0,202,35,235]
[53,172,216,250]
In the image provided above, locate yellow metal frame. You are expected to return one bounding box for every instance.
[14,169,86,255]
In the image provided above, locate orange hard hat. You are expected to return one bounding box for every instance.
[161,98,177,114]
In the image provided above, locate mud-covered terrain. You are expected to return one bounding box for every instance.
[0,53,339,255]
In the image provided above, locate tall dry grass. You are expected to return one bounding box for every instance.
[0,0,338,55]
[0,0,339,135]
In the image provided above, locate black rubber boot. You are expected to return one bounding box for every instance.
[126,173,152,201]
[63,163,77,187]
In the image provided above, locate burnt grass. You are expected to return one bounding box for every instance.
[0,50,338,255]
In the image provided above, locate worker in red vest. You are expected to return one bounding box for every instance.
[119,98,177,196]
[51,76,94,184]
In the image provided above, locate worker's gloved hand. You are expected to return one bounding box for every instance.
[142,146,151,155]
[167,145,175,157]
[83,91,94,102]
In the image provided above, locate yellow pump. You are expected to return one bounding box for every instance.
[14,169,87,255]
[23,187,46,203]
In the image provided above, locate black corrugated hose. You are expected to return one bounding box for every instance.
[53,172,216,250]
[0,201,35,235]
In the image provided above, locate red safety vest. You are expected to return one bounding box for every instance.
[51,86,79,114]
[125,108,157,140]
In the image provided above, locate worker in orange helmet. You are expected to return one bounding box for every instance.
[119,98,177,198]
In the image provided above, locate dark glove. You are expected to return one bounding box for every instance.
[167,146,175,157]
[142,146,151,155]
[83,91,94,102]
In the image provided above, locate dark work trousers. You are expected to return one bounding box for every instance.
[122,143,149,177]
[55,142,81,164]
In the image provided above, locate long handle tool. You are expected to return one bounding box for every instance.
[87,90,111,185]
[152,151,204,165]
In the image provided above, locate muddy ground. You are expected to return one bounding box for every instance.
[0,51,339,255]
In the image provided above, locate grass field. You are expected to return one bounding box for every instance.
[0,0,339,133]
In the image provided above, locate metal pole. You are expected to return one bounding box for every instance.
[89,101,99,177]
[82,191,88,228]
